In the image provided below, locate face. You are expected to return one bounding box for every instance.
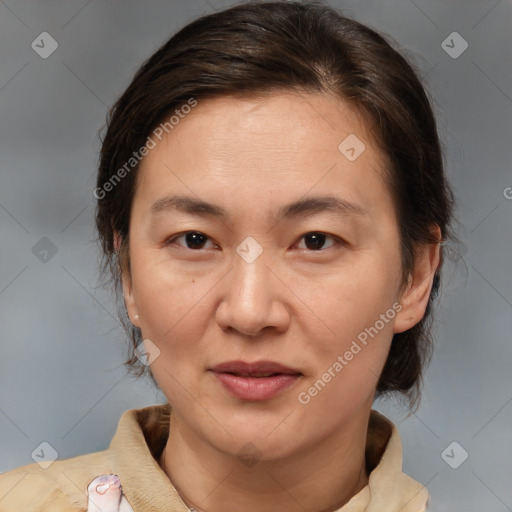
[122,91,430,461]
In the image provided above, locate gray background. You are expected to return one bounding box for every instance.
[1,1,511,510]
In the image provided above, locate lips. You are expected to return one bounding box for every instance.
[210,360,302,401]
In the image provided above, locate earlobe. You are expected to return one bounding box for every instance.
[116,232,141,328]
[122,275,141,328]
[394,226,442,334]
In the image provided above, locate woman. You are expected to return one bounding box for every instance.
[0,1,454,511]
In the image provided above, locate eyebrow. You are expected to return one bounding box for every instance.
[150,194,368,222]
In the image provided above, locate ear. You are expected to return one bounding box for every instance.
[116,232,141,329]
[394,225,442,334]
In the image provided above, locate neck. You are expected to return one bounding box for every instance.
[158,408,371,512]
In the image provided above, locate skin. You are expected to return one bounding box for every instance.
[121,91,440,512]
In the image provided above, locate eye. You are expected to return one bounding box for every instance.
[295,232,341,251]
[165,231,217,250]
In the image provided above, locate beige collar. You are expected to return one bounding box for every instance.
[108,404,428,512]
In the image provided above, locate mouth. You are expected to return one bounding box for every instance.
[210,360,303,401]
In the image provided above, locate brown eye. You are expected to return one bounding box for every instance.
[297,232,338,251]
[167,231,215,250]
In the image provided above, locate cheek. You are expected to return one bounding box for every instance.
[132,245,206,321]
[301,254,400,339]
[129,250,216,364]
[133,272,211,404]
[296,258,399,394]
[297,296,396,420]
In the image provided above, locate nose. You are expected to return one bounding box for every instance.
[215,248,291,337]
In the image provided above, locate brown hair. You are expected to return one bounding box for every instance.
[96,0,454,409]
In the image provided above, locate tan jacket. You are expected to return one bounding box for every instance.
[0,404,428,511]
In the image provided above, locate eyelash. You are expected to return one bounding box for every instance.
[164,231,344,252]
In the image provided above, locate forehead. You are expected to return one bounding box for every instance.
[134,91,392,220]
[161,91,374,158]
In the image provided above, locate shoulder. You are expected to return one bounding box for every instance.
[0,404,171,512]
[0,449,112,512]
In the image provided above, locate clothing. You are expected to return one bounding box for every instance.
[0,404,428,511]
